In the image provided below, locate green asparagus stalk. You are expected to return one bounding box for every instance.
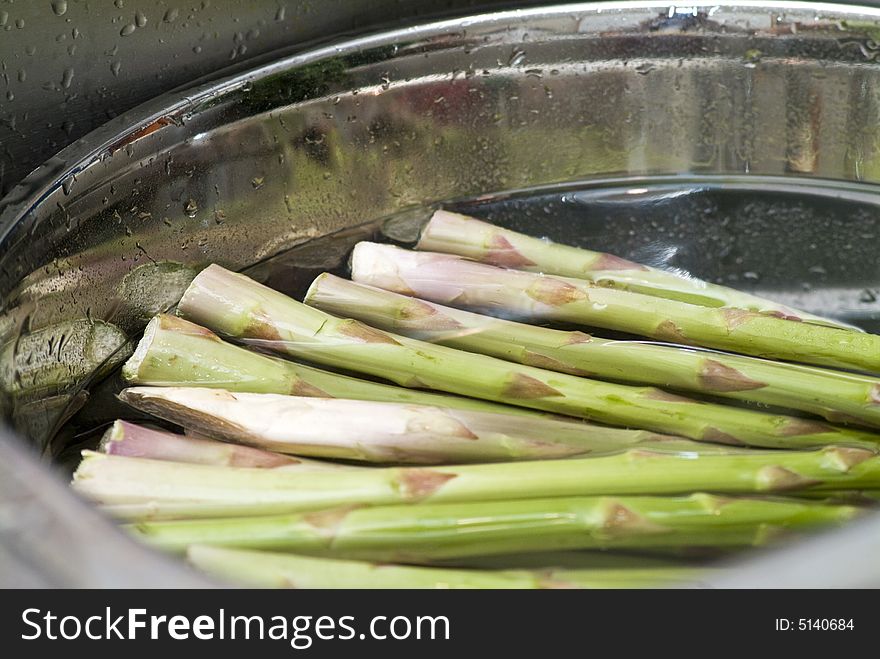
[350,242,880,374]
[134,494,858,559]
[119,386,726,464]
[418,210,857,331]
[123,314,547,418]
[436,550,704,570]
[186,545,708,589]
[100,419,342,469]
[176,265,880,449]
[787,489,880,504]
[305,274,880,428]
[73,446,880,520]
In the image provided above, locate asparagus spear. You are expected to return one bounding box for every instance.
[187,545,708,589]
[306,274,880,428]
[350,242,880,374]
[123,314,547,418]
[73,446,880,520]
[100,419,343,469]
[418,210,857,331]
[438,550,705,570]
[134,494,858,559]
[120,386,726,464]
[176,265,880,449]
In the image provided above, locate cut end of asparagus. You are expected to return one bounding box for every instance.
[176,264,229,318]
[119,387,252,443]
[123,314,219,382]
[100,419,315,469]
[350,241,407,293]
[303,272,332,308]
[351,241,456,295]
[121,316,159,382]
[99,419,133,453]
[416,209,470,248]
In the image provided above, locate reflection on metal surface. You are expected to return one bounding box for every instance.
[0,2,879,586]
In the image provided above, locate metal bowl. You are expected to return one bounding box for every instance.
[2,1,880,587]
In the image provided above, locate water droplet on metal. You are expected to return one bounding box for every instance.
[15,18,25,29]
[275,6,286,21]
[120,24,135,37]
[163,8,179,23]
[135,10,147,27]
[61,67,74,89]
[743,49,762,68]
[51,0,68,16]
[508,48,525,67]
[111,61,121,76]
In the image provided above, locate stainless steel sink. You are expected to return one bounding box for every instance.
[2,1,879,587]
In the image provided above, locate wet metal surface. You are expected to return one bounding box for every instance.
[1,2,880,586]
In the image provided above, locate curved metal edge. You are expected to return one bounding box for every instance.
[4,1,880,233]
[0,425,213,588]
[0,1,879,587]
[703,514,880,588]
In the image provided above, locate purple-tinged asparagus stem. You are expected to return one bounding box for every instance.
[417,210,858,331]
[100,419,347,470]
[118,387,728,465]
[350,242,880,374]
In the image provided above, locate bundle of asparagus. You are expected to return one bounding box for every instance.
[69,213,880,588]
[305,274,880,428]
[101,419,351,470]
[171,265,880,450]
[349,242,880,373]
